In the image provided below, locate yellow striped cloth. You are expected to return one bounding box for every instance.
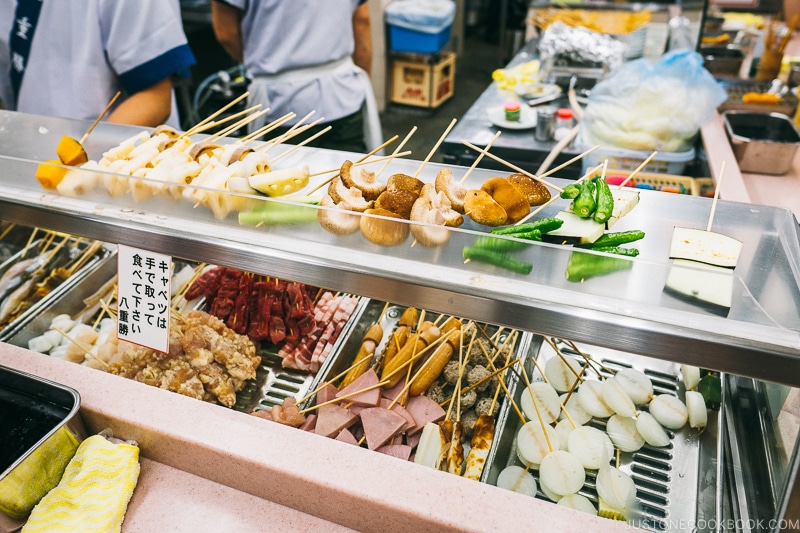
[21,435,140,533]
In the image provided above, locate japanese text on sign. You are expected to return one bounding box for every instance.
[117,245,172,353]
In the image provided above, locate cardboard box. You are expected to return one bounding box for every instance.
[389,52,456,108]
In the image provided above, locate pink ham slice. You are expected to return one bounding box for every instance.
[360,407,406,451]
[380,379,408,405]
[335,369,381,407]
[377,444,412,461]
[315,383,339,405]
[315,403,358,438]
[299,413,317,432]
[406,431,422,450]
[379,399,417,434]
[405,395,445,435]
[335,428,359,446]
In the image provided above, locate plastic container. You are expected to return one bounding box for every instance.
[554,108,574,141]
[386,0,457,54]
[581,144,696,176]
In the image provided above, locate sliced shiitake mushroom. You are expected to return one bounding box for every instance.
[387,173,425,195]
[481,177,530,224]
[409,183,463,247]
[360,208,410,247]
[508,173,551,206]
[434,167,467,214]
[340,160,386,201]
[374,189,418,219]
[328,177,373,212]
[317,194,360,236]
[464,190,507,227]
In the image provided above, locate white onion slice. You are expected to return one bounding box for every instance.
[614,368,653,405]
[539,450,586,497]
[606,414,645,453]
[635,411,670,447]
[567,425,614,470]
[649,394,688,430]
[517,421,560,468]
[559,393,592,426]
[521,382,561,425]
[681,364,701,391]
[577,380,615,418]
[496,465,538,497]
[686,390,708,430]
[596,465,637,520]
[545,356,583,393]
[603,377,637,418]
[558,493,597,515]
[555,419,576,450]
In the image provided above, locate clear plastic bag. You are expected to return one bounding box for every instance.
[580,50,728,152]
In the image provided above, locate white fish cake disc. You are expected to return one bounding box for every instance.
[606,414,645,452]
[538,475,563,502]
[557,493,597,515]
[559,393,592,426]
[555,418,576,450]
[521,382,561,425]
[635,411,670,447]
[497,465,538,497]
[614,368,653,406]
[649,394,688,430]
[577,380,615,418]
[517,420,560,468]
[544,356,583,393]
[603,377,637,418]
[539,450,586,497]
[567,425,614,470]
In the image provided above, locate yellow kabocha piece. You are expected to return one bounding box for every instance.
[55,135,89,166]
[35,159,69,189]
[21,434,140,533]
[742,92,782,104]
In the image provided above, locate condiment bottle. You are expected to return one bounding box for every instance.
[554,108,574,142]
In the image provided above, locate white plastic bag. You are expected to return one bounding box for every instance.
[386,0,457,33]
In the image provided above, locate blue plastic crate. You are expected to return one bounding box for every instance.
[389,23,451,54]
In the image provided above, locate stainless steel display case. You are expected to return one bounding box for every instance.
[0,110,798,530]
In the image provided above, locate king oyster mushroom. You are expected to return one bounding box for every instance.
[434,167,467,213]
[409,183,464,247]
[340,160,386,201]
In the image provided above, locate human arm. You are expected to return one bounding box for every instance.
[211,1,244,63]
[106,78,174,127]
[352,2,372,75]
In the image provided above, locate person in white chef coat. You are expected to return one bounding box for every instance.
[0,0,196,128]
[211,0,382,153]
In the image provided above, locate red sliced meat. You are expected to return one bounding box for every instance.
[335,428,359,446]
[315,403,358,438]
[405,395,445,435]
[377,444,412,461]
[269,315,286,345]
[360,407,406,451]
[336,369,381,407]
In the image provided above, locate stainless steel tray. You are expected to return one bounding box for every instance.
[485,338,722,531]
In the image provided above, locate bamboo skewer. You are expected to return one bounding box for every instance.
[461,140,563,193]
[376,127,416,178]
[194,104,263,136]
[206,108,270,143]
[258,116,326,154]
[0,223,14,242]
[184,91,250,137]
[460,130,502,184]
[706,160,726,232]
[617,150,657,189]
[303,135,399,194]
[259,110,317,149]
[298,380,390,414]
[240,112,295,144]
[21,228,38,258]
[307,150,412,182]
[52,327,109,369]
[514,163,602,226]
[537,145,600,182]
[270,125,333,164]
[80,91,121,144]
[518,358,554,452]
[413,118,458,179]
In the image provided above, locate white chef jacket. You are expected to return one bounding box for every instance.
[0,0,195,127]
[218,0,369,127]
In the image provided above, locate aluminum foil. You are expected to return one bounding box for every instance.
[538,21,625,71]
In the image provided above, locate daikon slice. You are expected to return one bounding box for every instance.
[520,382,561,424]
[517,421,560,468]
[614,368,653,406]
[567,425,613,470]
[596,465,637,520]
[681,364,701,391]
[554,418,576,450]
[559,393,592,426]
[496,465,538,497]
[557,493,597,515]
[602,377,637,418]
[635,412,670,447]
[606,414,645,453]
[649,394,688,430]
[686,390,708,430]
[545,356,583,393]
[539,450,586,497]
[577,380,614,418]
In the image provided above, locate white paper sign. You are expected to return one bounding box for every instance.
[116,245,172,353]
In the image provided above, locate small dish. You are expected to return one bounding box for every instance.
[487,106,537,130]
[514,83,561,100]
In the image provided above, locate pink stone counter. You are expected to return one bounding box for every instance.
[0,343,643,533]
